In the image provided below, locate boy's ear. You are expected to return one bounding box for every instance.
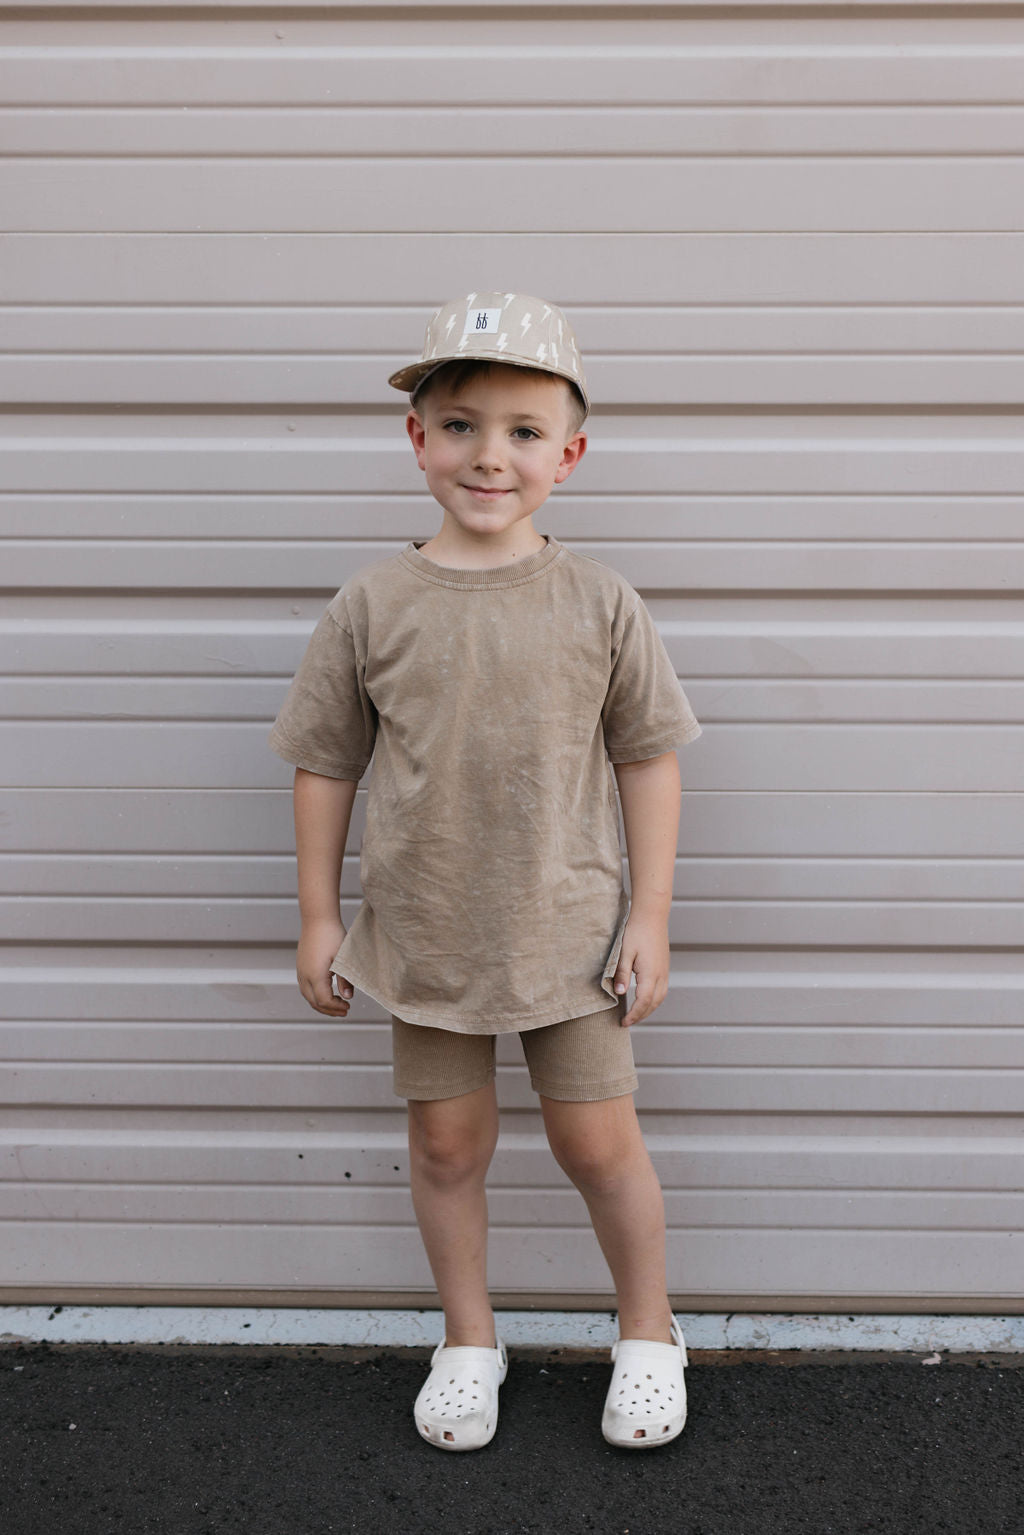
[406,408,427,470]
[553,431,587,485]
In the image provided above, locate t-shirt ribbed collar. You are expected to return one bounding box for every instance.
[399,533,565,590]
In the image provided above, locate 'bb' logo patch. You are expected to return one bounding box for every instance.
[464,308,501,335]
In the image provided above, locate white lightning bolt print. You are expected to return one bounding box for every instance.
[520,313,532,337]
[444,313,457,339]
[535,343,547,363]
[496,333,509,352]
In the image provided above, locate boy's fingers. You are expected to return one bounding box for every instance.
[624,976,657,1027]
[613,950,636,996]
[302,975,351,1017]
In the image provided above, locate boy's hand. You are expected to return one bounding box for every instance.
[613,913,670,1027]
[297,917,354,1017]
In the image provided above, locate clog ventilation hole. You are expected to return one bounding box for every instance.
[615,1369,676,1438]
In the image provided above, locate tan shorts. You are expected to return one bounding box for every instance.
[392,998,638,1103]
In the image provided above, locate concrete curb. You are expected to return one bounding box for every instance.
[2,1305,1023,1353]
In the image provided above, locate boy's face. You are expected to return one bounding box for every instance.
[406,367,586,545]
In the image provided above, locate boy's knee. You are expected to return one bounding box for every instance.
[548,1127,629,1196]
[544,1097,648,1195]
[409,1104,496,1185]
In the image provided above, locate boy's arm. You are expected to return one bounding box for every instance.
[294,766,359,1017]
[611,749,682,1027]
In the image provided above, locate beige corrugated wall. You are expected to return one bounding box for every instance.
[2,2,1022,1310]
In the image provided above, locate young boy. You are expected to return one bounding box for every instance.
[268,292,702,1452]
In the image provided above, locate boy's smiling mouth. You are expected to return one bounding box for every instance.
[462,484,511,500]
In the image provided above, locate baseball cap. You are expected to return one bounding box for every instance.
[388,291,590,419]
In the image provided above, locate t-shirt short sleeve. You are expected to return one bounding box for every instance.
[602,599,702,763]
[268,607,377,780]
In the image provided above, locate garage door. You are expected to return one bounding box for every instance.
[2,2,1022,1309]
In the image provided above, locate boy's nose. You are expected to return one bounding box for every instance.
[472,433,507,471]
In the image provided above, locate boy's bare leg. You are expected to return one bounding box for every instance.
[540,1093,674,1344]
[407,1081,500,1348]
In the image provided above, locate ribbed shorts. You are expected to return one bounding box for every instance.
[391,998,638,1103]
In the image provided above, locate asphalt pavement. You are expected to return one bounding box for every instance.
[2,1342,1022,1535]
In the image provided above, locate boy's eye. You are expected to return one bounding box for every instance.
[512,427,539,440]
[443,419,472,434]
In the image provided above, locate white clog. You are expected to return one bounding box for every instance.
[601,1315,688,1448]
[414,1336,509,1451]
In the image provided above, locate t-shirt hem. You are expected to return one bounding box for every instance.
[268,724,370,781]
[606,720,703,763]
[331,961,622,1034]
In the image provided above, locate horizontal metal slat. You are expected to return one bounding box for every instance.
[3,851,1022,901]
[5,615,1024,678]
[2,1182,1021,1233]
[5,159,1024,234]
[9,304,1024,358]
[3,788,1019,857]
[10,353,1024,407]
[4,1127,1021,1190]
[5,539,1024,590]
[6,675,1024,723]
[2,949,1021,1024]
[5,1058,1023,1113]
[6,38,1024,108]
[5,432,1024,497]
[4,1019,1021,1069]
[10,494,1024,543]
[6,720,1023,792]
[7,105,1024,157]
[3,894,1022,947]
[7,232,1024,304]
[1,1222,1020,1300]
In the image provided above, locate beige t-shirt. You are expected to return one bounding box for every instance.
[268,534,702,1033]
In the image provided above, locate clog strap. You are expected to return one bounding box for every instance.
[610,1318,688,1369]
[428,1336,508,1378]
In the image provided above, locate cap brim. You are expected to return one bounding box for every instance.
[387,360,444,394]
